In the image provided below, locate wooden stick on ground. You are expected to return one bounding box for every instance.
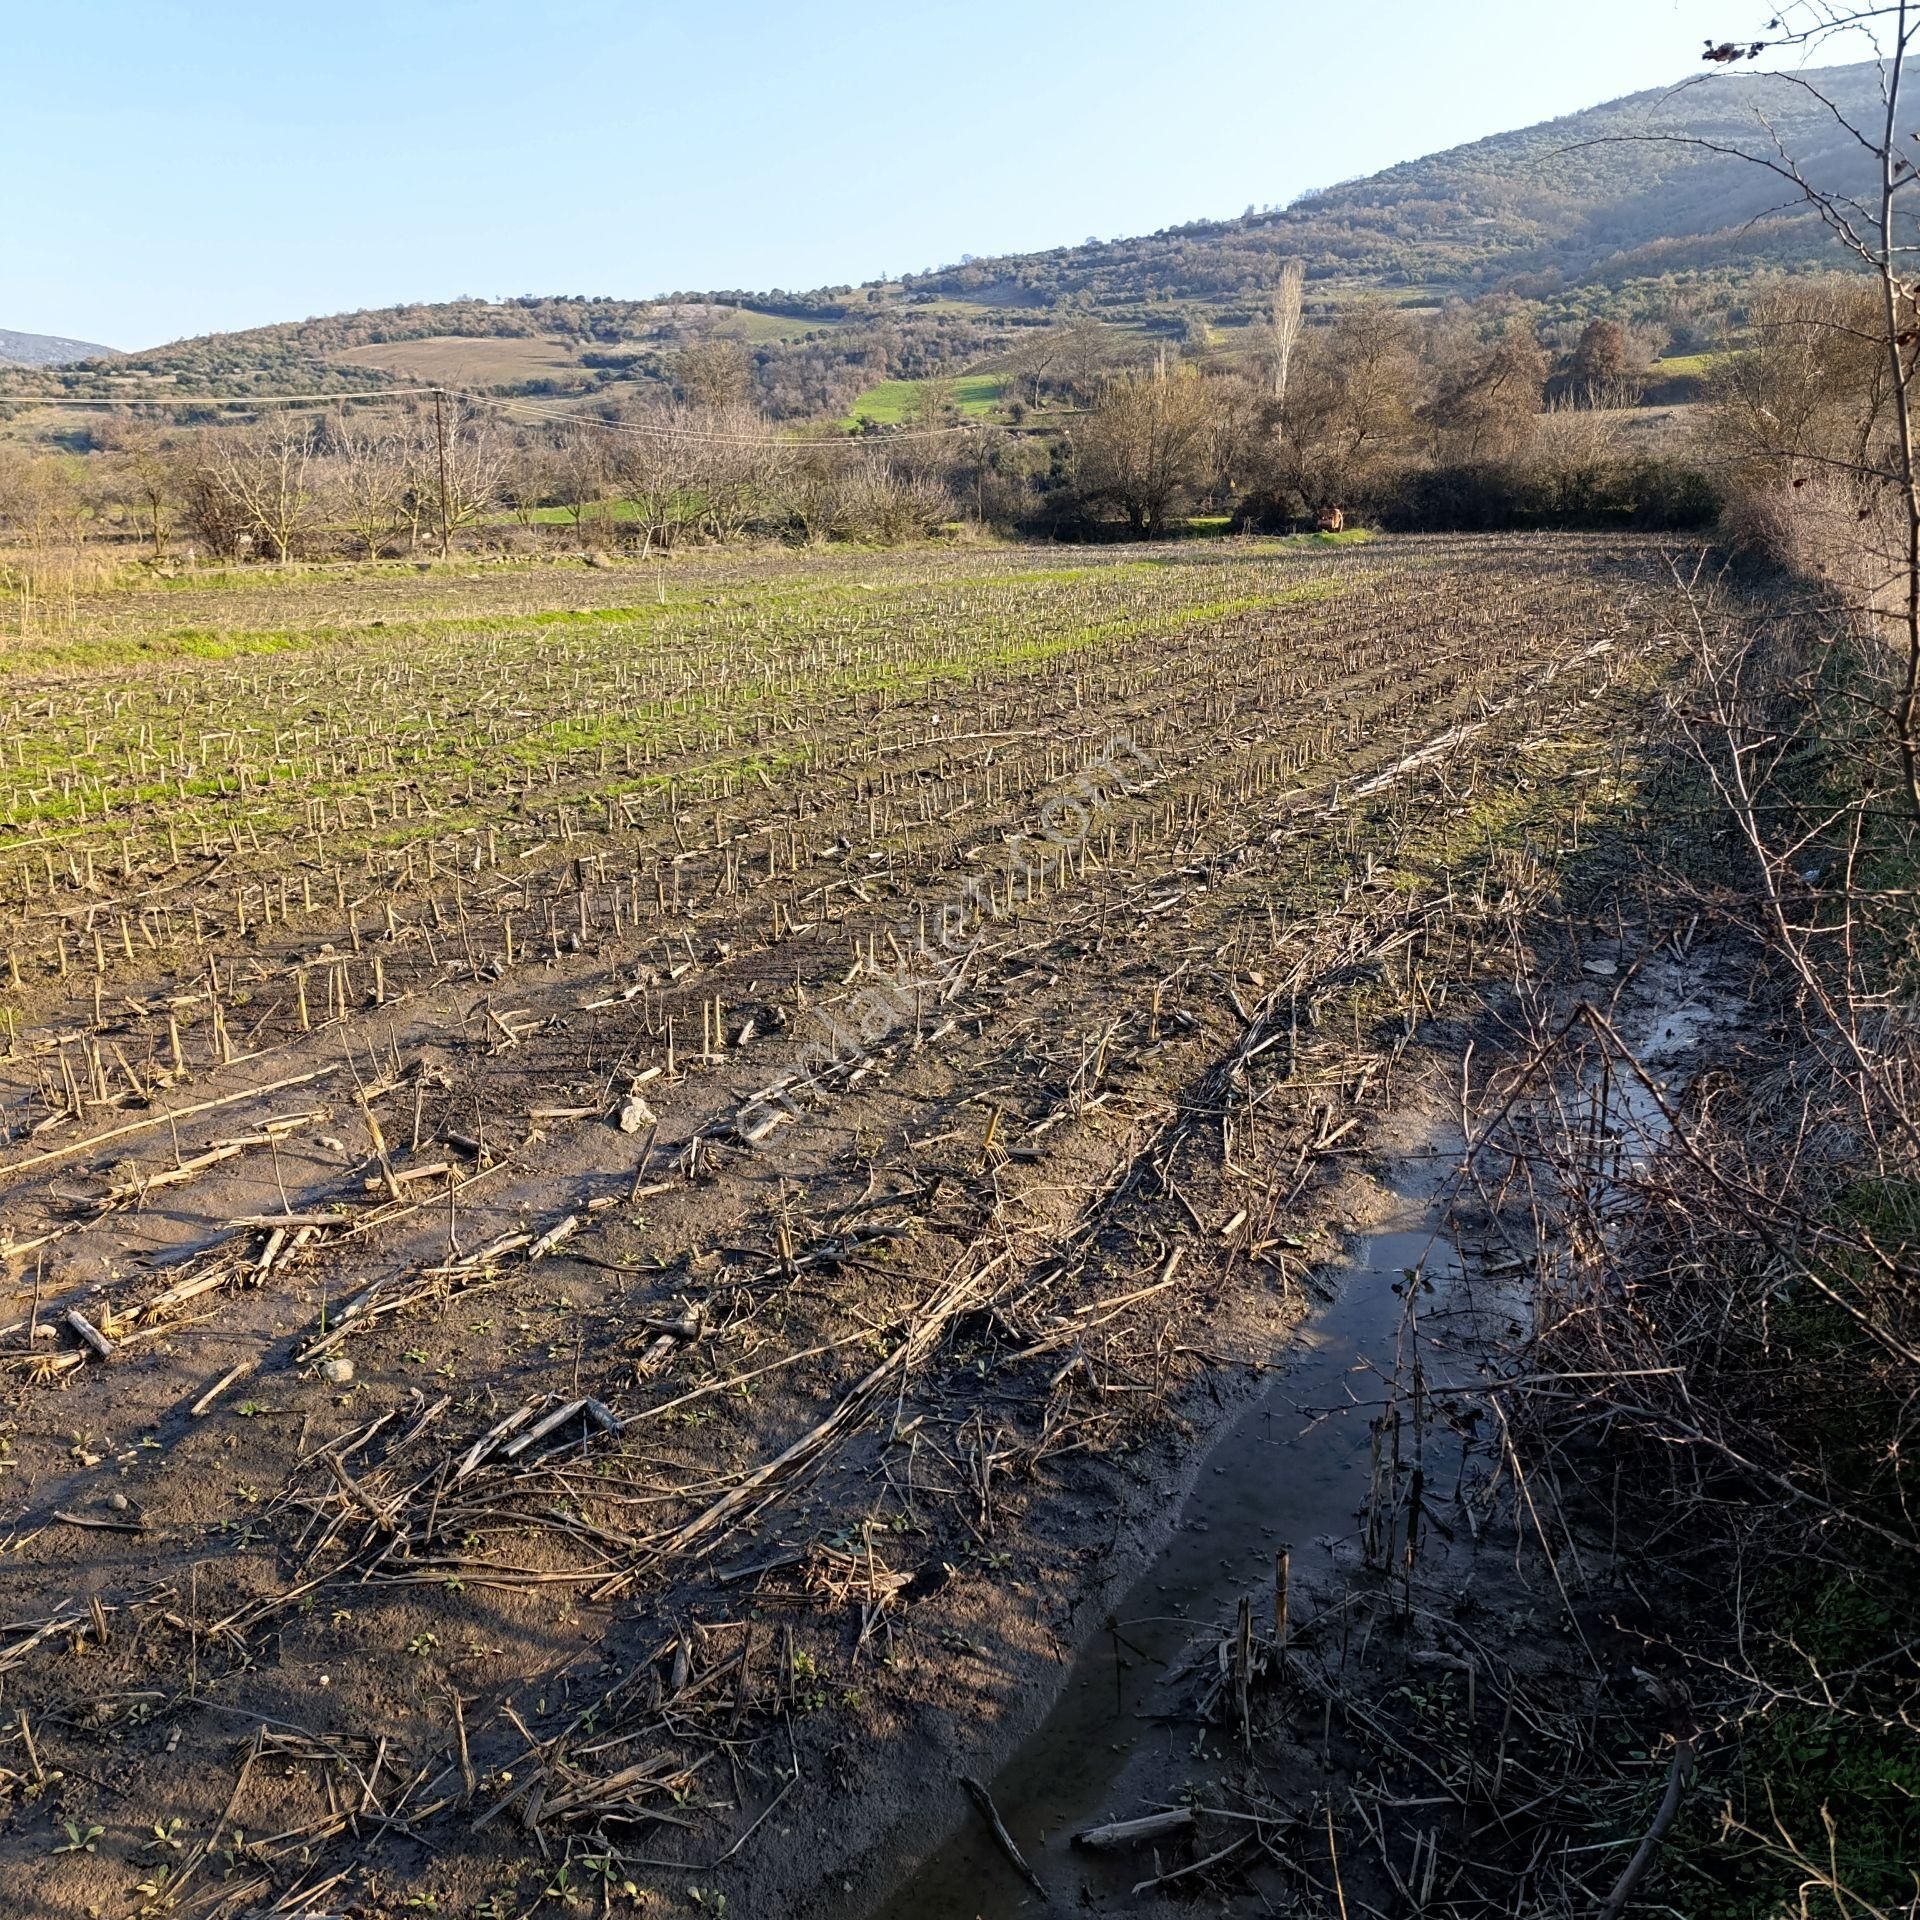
[1074,1807,1194,1850]
[1131,1834,1248,1895]
[190,1358,255,1417]
[0,1065,341,1176]
[64,1309,114,1360]
[961,1773,1046,1899]
[1596,1737,1694,1920]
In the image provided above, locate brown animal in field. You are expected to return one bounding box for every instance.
[1315,506,1345,533]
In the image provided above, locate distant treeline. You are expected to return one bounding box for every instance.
[0,294,1739,584]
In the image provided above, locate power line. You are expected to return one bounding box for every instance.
[2,385,443,409]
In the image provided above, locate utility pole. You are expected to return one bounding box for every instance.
[433,388,452,559]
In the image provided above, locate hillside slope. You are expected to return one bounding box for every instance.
[915,60,1886,313]
[0,326,118,367]
[0,59,1885,411]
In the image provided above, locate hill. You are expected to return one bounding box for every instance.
[0,58,1888,415]
[0,326,117,367]
[912,62,1883,321]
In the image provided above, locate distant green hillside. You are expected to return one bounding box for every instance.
[0,59,1889,419]
[913,61,1887,319]
[0,326,118,368]
[0,296,857,399]
[0,290,1012,423]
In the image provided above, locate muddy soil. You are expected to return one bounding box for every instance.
[865,947,1745,1920]
[0,534,1703,1920]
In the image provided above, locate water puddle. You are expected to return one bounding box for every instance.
[875,1132,1484,1917]
[871,954,1738,1918]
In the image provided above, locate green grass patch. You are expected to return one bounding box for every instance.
[0,538,1341,681]
[711,307,845,344]
[842,374,1006,427]
[511,500,649,526]
[1650,351,1725,379]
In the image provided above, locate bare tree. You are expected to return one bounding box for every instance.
[1424,328,1547,462]
[1624,4,1920,814]
[548,426,612,543]
[0,446,93,554]
[1202,372,1276,505]
[1057,315,1123,404]
[675,338,753,410]
[389,409,439,556]
[1270,300,1421,513]
[175,448,251,561]
[837,449,952,543]
[610,412,701,557]
[0,447,103,621]
[1007,328,1065,408]
[1074,358,1219,537]
[909,377,959,431]
[496,432,554,530]
[688,403,785,542]
[772,444,846,545]
[191,418,318,564]
[96,418,178,559]
[1703,278,1894,476]
[432,400,510,555]
[325,411,409,560]
[1264,258,1306,403]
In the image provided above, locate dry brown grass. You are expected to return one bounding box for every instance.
[334,334,597,389]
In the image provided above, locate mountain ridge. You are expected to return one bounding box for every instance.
[1,59,1887,410]
[0,326,119,368]
[908,61,1882,309]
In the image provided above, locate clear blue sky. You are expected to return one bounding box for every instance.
[10,0,1812,349]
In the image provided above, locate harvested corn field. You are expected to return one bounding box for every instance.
[0,534,1690,1919]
